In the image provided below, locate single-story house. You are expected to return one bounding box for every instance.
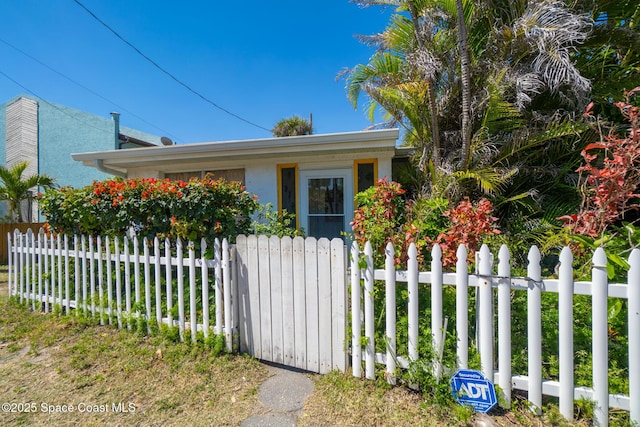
[72,129,406,239]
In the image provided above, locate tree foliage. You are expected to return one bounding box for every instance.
[0,161,55,222]
[39,175,259,242]
[345,0,593,212]
[271,115,313,137]
[351,178,500,270]
[560,88,640,239]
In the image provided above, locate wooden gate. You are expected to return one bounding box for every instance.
[234,235,348,374]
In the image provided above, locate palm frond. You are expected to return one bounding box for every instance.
[452,166,516,196]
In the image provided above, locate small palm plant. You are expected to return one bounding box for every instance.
[0,161,55,222]
[271,115,313,137]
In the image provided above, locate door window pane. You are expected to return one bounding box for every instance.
[307,177,344,239]
[308,216,344,239]
[308,178,343,214]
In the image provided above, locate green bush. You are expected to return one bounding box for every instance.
[39,174,260,242]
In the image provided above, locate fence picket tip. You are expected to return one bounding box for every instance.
[592,247,607,268]
[408,243,417,258]
[431,243,442,259]
[498,244,510,261]
[559,246,573,262]
[456,244,467,259]
[527,245,541,263]
[385,241,394,254]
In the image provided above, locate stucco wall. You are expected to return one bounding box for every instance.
[1,95,162,189]
[37,100,115,187]
[245,162,277,206]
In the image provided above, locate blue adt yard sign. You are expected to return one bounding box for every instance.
[450,369,497,413]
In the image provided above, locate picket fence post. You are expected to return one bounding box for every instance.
[385,242,396,385]
[106,236,113,324]
[213,239,223,334]
[74,235,81,318]
[497,244,511,408]
[223,238,232,352]
[165,237,173,328]
[629,249,640,425]
[89,235,96,316]
[177,238,185,341]
[154,237,162,326]
[189,241,197,343]
[455,245,468,370]
[143,237,151,333]
[97,236,104,323]
[477,244,494,381]
[19,230,25,304]
[592,247,609,426]
[123,237,131,326]
[51,234,57,310]
[28,229,34,311]
[408,243,419,364]
[37,232,43,310]
[558,247,574,420]
[527,246,542,414]
[351,242,362,378]
[201,238,210,339]
[364,241,375,380]
[6,232,11,297]
[431,244,443,381]
[114,237,122,327]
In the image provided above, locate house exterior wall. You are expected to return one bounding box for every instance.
[122,149,394,237]
[126,151,394,208]
[35,99,113,188]
[0,95,162,220]
[0,95,162,188]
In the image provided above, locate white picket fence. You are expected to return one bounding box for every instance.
[7,229,639,425]
[7,229,235,349]
[350,241,639,426]
[7,229,347,375]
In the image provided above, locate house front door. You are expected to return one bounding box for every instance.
[300,170,352,239]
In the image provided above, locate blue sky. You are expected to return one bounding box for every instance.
[0,1,394,144]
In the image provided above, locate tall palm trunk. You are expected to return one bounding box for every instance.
[456,0,472,170]
[427,78,441,169]
[408,1,441,170]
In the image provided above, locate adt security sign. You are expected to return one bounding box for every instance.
[450,369,497,413]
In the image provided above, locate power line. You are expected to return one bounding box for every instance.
[72,0,271,133]
[0,37,183,143]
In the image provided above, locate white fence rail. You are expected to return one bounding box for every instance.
[7,229,235,350]
[350,241,639,427]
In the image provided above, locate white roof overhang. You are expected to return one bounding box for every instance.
[72,129,400,176]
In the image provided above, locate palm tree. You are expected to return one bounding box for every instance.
[346,0,593,203]
[455,0,472,170]
[272,116,313,137]
[0,161,55,222]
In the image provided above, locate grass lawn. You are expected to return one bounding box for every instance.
[0,272,582,426]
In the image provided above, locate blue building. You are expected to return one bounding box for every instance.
[0,94,165,221]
